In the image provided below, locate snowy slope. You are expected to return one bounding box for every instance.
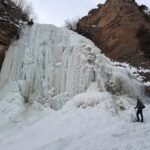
[0,93,150,150]
[0,24,150,150]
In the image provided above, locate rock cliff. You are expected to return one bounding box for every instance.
[0,0,25,70]
[77,0,150,69]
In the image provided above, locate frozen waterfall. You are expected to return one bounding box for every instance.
[0,24,144,109]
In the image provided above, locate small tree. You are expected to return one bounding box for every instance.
[138,4,148,12]
[138,4,150,22]
[97,3,102,8]
[64,18,79,31]
[12,0,36,21]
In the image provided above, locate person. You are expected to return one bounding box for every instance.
[134,98,145,122]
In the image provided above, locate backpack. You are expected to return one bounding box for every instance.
[142,104,145,109]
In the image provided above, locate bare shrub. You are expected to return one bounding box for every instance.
[138,4,150,22]
[138,4,148,12]
[64,18,79,31]
[12,0,36,21]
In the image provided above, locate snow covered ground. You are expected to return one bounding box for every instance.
[0,24,150,150]
[0,91,150,150]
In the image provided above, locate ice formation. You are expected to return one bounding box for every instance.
[0,24,145,109]
[0,23,150,150]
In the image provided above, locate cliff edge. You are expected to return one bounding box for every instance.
[77,0,150,70]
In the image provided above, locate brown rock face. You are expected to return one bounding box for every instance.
[0,22,19,69]
[77,0,150,69]
[0,0,24,70]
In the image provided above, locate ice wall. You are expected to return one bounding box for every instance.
[0,24,144,109]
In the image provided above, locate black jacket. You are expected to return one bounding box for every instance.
[135,99,145,110]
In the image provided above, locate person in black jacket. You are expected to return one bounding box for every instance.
[134,98,145,122]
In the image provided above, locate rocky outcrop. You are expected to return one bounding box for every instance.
[77,0,150,69]
[0,0,23,70]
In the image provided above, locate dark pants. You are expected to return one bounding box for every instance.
[136,109,143,122]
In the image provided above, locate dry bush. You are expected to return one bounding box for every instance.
[138,4,150,22]
[64,18,79,31]
[12,0,36,21]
